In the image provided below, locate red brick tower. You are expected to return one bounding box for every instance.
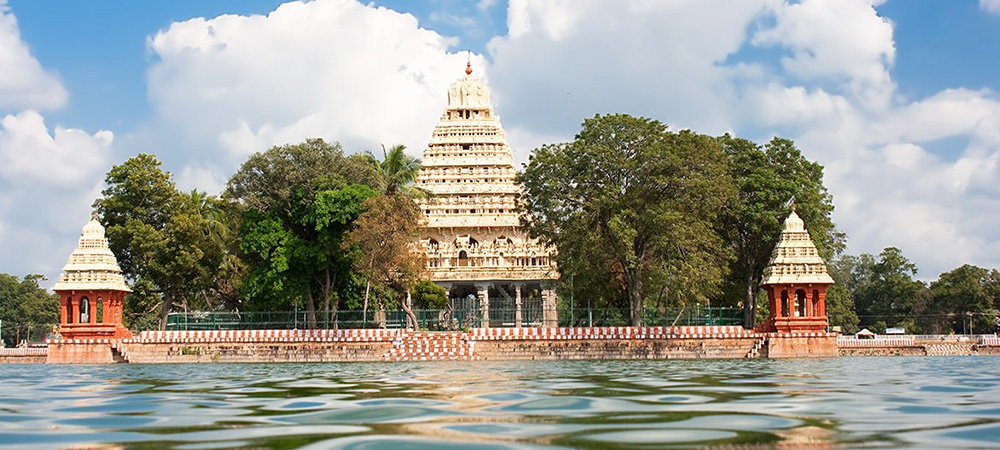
[52,214,132,339]
[757,208,834,334]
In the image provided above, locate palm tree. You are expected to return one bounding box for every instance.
[359,144,429,326]
[365,144,429,198]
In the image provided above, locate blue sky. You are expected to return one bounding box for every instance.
[2,0,1000,286]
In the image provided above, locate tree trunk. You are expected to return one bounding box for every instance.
[304,289,317,329]
[670,304,686,326]
[402,290,419,330]
[158,292,174,331]
[628,272,643,327]
[743,272,755,329]
[323,269,332,328]
[362,279,371,326]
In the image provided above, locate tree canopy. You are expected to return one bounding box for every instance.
[0,274,59,346]
[97,154,230,330]
[226,139,379,328]
[519,114,734,326]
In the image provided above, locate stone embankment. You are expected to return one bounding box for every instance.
[837,335,1000,356]
[470,326,764,360]
[40,326,848,363]
[36,329,1000,364]
[0,347,47,363]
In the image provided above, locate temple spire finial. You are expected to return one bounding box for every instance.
[465,51,472,75]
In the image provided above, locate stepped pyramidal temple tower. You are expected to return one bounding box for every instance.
[52,214,132,340]
[414,62,558,328]
[758,207,834,334]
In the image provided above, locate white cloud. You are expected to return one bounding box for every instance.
[752,0,896,110]
[0,172,105,281]
[175,164,226,195]
[0,111,113,280]
[0,110,113,186]
[873,89,1000,144]
[0,1,67,111]
[490,0,770,141]
[982,0,1000,15]
[144,0,478,190]
[477,0,498,13]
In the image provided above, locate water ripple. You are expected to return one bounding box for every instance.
[1,357,999,448]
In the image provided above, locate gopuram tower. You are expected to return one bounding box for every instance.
[414,62,558,328]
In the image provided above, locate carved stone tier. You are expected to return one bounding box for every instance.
[414,63,557,328]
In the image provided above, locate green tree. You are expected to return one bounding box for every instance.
[519,114,733,326]
[344,194,425,328]
[227,139,378,327]
[413,280,448,309]
[365,144,428,198]
[851,247,927,331]
[97,154,230,330]
[352,143,428,325]
[717,136,844,327]
[928,264,999,334]
[824,284,860,333]
[0,274,59,346]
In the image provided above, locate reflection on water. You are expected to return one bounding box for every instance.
[1,357,999,448]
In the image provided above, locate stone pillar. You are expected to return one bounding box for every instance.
[60,296,68,324]
[514,283,523,328]
[111,296,120,327]
[542,287,557,328]
[476,283,490,329]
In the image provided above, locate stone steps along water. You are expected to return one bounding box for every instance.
[924,343,974,356]
[746,336,768,359]
[383,331,477,361]
[110,340,130,363]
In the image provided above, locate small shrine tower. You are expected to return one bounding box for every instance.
[414,61,558,328]
[52,214,132,340]
[758,208,834,334]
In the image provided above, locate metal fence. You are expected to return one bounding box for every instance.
[560,305,742,328]
[165,305,743,331]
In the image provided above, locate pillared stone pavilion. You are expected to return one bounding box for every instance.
[414,62,558,328]
[757,208,834,334]
[52,214,132,339]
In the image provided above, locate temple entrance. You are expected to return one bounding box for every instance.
[445,282,545,328]
[487,284,543,327]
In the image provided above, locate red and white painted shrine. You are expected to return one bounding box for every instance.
[757,208,834,334]
[52,214,132,340]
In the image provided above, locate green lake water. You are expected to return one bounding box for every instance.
[2,357,999,449]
